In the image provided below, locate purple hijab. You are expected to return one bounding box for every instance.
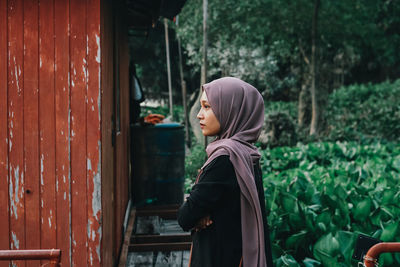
[201,77,267,267]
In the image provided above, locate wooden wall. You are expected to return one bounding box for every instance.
[0,0,105,266]
[100,0,131,265]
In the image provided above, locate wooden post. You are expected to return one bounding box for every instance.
[202,0,208,147]
[164,18,173,119]
[176,16,191,147]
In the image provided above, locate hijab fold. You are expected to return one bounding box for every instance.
[200,77,268,267]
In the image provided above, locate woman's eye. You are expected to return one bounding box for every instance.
[204,105,210,109]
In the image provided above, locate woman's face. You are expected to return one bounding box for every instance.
[197,91,221,136]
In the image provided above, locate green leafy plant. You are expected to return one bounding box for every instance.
[262,141,400,266]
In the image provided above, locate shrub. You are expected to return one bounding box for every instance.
[324,80,400,142]
[262,141,400,266]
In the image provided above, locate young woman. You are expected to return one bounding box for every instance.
[178,77,273,267]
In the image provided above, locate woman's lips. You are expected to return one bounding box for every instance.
[200,123,205,129]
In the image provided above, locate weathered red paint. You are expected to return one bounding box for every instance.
[70,0,89,265]
[8,1,26,267]
[87,0,102,265]
[0,0,10,266]
[54,0,71,266]
[23,0,40,266]
[1,0,132,266]
[39,0,57,254]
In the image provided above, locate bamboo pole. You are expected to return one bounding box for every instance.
[164,18,173,119]
[176,16,191,147]
[202,0,208,147]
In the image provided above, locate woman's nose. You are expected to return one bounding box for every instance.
[197,109,203,119]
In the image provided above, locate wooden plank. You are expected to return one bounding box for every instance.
[128,242,192,252]
[8,0,26,266]
[131,234,192,244]
[114,2,123,255]
[70,0,88,265]
[86,0,102,265]
[136,209,179,219]
[119,2,131,252]
[101,0,116,265]
[54,0,71,266]
[0,1,10,267]
[114,0,130,256]
[39,0,56,252]
[118,208,136,267]
[23,1,40,267]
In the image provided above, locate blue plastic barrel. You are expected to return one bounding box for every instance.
[131,123,185,206]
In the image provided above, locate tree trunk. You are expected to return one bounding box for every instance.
[298,82,308,128]
[176,16,191,147]
[309,0,320,136]
[164,19,173,119]
[189,0,208,145]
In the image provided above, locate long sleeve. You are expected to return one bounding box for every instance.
[177,155,237,231]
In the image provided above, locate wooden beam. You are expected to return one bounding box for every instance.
[117,208,136,267]
[131,234,191,244]
[129,242,191,252]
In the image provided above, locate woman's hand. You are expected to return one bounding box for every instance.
[193,215,213,232]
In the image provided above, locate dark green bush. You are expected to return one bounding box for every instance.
[324,80,400,142]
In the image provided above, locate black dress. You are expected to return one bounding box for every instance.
[177,155,273,267]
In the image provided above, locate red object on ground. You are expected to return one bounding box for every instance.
[364,242,400,267]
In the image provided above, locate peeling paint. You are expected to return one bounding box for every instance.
[9,165,20,219]
[96,227,102,262]
[64,192,66,200]
[89,248,93,266]
[92,167,101,221]
[95,34,100,64]
[40,154,44,185]
[11,232,19,249]
[71,130,75,137]
[87,158,92,171]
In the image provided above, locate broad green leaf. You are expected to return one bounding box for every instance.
[336,231,356,264]
[353,198,372,222]
[285,230,307,249]
[380,222,398,241]
[392,155,400,172]
[276,254,301,267]
[314,233,340,261]
[302,257,321,267]
[379,252,394,266]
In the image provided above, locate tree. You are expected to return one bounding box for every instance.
[177,0,400,137]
